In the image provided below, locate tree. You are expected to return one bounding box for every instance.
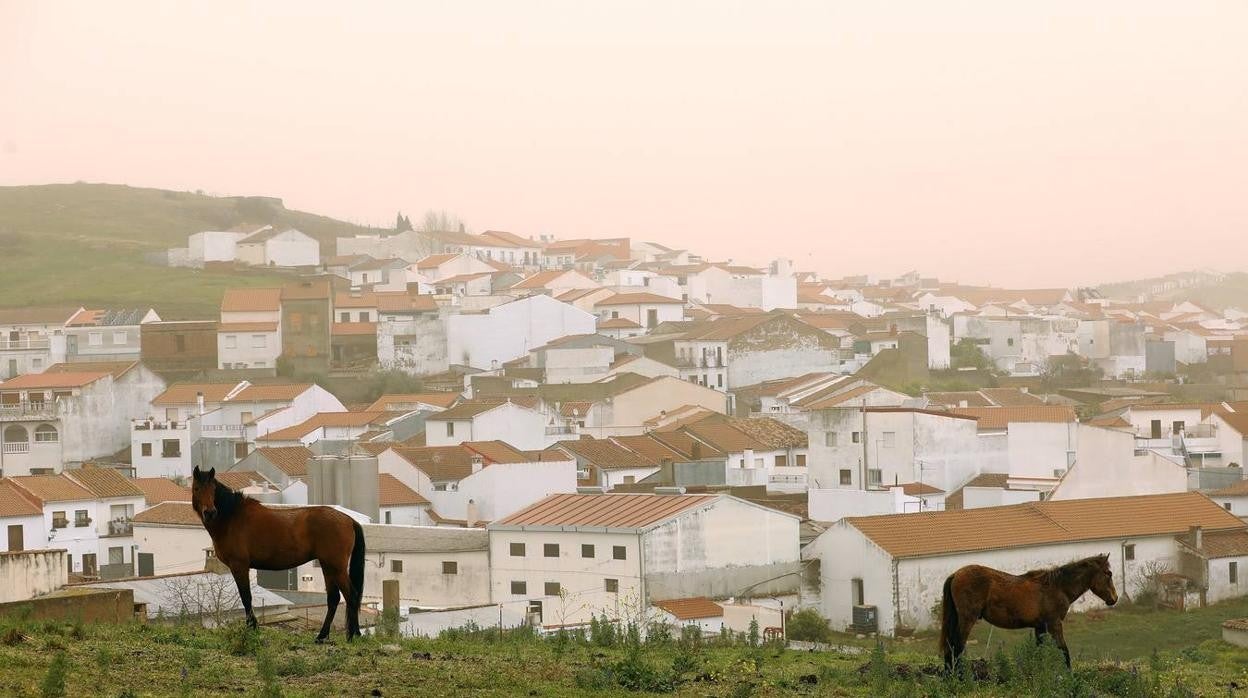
[950,338,993,371]
[394,212,413,232]
[785,608,833,643]
[417,209,467,234]
[160,574,242,627]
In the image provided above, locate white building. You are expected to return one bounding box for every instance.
[447,295,597,371]
[0,307,75,380]
[802,492,1247,635]
[424,401,550,450]
[0,478,47,552]
[235,227,320,267]
[488,492,801,627]
[8,473,129,577]
[217,288,283,370]
[594,293,685,330]
[65,308,160,363]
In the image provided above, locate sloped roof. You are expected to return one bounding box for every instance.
[0,371,111,390]
[375,292,438,313]
[510,270,585,290]
[281,280,332,300]
[66,468,143,499]
[555,438,656,471]
[365,392,460,412]
[11,475,95,503]
[428,401,506,421]
[45,361,137,379]
[1192,529,1248,559]
[610,435,690,465]
[415,253,460,269]
[595,292,684,306]
[132,502,201,526]
[257,412,387,441]
[131,478,192,505]
[653,597,724,620]
[256,446,313,477]
[599,318,643,329]
[493,493,718,530]
[391,446,478,482]
[681,422,761,453]
[215,471,271,490]
[719,416,807,449]
[331,322,377,336]
[0,479,42,517]
[896,482,944,496]
[462,440,532,464]
[846,492,1242,559]
[801,385,884,409]
[231,383,313,402]
[678,315,774,342]
[152,382,241,406]
[979,388,1047,407]
[218,322,279,332]
[333,291,379,308]
[378,473,430,507]
[0,307,81,326]
[949,406,1078,430]
[220,288,282,313]
[67,308,151,327]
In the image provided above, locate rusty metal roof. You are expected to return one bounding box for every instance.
[492,492,717,530]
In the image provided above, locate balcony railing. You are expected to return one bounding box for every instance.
[545,425,576,436]
[0,401,58,419]
[0,338,50,351]
[2,442,30,454]
[132,420,187,431]
[106,519,133,537]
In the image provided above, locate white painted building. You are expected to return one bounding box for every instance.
[802,492,1246,635]
[235,227,320,267]
[0,307,75,380]
[0,478,47,552]
[488,493,801,627]
[447,295,596,371]
[424,401,550,450]
[594,293,685,330]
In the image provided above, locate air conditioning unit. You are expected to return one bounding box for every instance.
[851,605,878,633]
[300,575,314,583]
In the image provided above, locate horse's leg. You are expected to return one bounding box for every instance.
[331,567,359,640]
[315,574,340,644]
[955,615,976,668]
[1034,623,1047,645]
[229,565,257,629]
[1049,621,1071,669]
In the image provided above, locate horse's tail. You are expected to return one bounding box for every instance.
[940,574,959,669]
[349,520,366,606]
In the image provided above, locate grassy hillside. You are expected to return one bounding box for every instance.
[0,183,384,319]
[4,597,1248,697]
[1097,271,1248,311]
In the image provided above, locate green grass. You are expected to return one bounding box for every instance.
[0,182,383,319]
[4,599,1248,697]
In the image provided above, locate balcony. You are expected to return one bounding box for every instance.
[0,338,50,351]
[106,519,133,537]
[545,425,576,436]
[2,442,29,454]
[132,419,188,431]
[0,401,58,420]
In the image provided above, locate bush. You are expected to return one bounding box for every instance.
[786,608,833,643]
[40,651,68,698]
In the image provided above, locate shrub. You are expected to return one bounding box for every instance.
[40,651,68,698]
[785,608,833,643]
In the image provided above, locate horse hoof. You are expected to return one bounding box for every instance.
[315,637,327,645]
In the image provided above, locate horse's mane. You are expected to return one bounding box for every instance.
[1026,556,1101,588]
[212,480,248,519]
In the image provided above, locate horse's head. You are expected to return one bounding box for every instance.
[1089,553,1118,607]
[191,466,219,524]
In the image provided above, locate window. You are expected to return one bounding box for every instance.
[796,454,806,467]
[839,469,852,485]
[240,411,253,424]
[52,511,68,529]
[34,424,58,443]
[581,544,595,558]
[882,431,896,448]
[113,331,127,345]
[442,561,458,575]
[543,543,559,558]
[383,511,392,524]
[446,422,455,437]
[612,545,626,561]
[825,432,837,447]
[851,578,865,606]
[140,443,152,457]
[358,312,368,322]
[340,312,351,322]
[1006,337,1014,347]
[510,581,527,595]
[161,439,181,458]
[510,542,525,557]
[88,332,103,346]
[74,510,90,527]
[251,334,266,348]
[852,431,861,444]
[1124,544,1135,561]
[867,469,882,486]
[108,546,124,565]
[544,582,561,596]
[604,578,619,593]
[1226,503,1234,512]
[1232,562,1239,585]
[234,442,250,459]
[391,560,403,573]
[225,335,237,349]
[717,374,723,388]
[774,455,787,467]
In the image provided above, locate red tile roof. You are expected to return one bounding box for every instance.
[132,478,192,505]
[948,406,1078,430]
[257,412,387,441]
[220,288,282,313]
[132,501,202,526]
[10,475,96,503]
[494,493,716,529]
[215,471,270,490]
[231,383,313,402]
[0,479,42,517]
[378,473,430,507]
[0,371,111,390]
[595,292,684,306]
[654,597,724,620]
[331,322,377,336]
[255,446,313,477]
[65,467,143,499]
[217,322,279,332]
[365,393,461,412]
[152,383,241,406]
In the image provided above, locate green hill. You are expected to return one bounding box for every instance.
[0,183,385,319]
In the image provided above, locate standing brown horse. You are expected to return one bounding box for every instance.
[190,466,366,641]
[940,554,1118,670]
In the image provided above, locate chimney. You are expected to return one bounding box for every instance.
[196,391,205,417]
[466,499,479,528]
[655,486,687,496]
[1190,525,1203,550]
[471,455,484,473]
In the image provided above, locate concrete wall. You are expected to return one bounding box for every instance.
[1049,425,1188,501]
[426,403,549,450]
[299,547,490,608]
[132,524,212,576]
[1007,421,1077,479]
[307,454,380,522]
[1207,554,1248,604]
[218,329,281,370]
[427,459,578,522]
[265,231,320,267]
[377,313,450,376]
[448,295,596,371]
[0,549,67,603]
[0,587,133,623]
[2,513,46,552]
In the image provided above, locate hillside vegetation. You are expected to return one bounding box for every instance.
[5,597,1248,697]
[0,183,383,319]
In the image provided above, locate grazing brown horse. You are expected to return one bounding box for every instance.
[940,554,1118,670]
[190,466,365,641]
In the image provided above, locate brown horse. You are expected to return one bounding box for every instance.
[940,554,1118,670]
[190,466,366,641]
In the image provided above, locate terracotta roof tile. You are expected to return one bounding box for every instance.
[66,468,143,499]
[949,406,1078,430]
[0,307,80,326]
[654,597,724,620]
[610,435,689,465]
[231,383,313,402]
[595,292,684,306]
[374,292,437,313]
[217,322,279,332]
[494,493,717,529]
[896,482,944,496]
[0,371,111,390]
[1190,529,1248,559]
[256,446,313,477]
[365,393,460,412]
[152,382,241,406]
[0,479,42,517]
[331,322,377,336]
[11,475,96,503]
[132,478,191,505]
[44,361,137,379]
[462,440,532,464]
[220,288,282,313]
[378,473,430,507]
[333,291,379,308]
[391,446,477,482]
[847,492,1242,559]
[598,318,642,329]
[554,439,656,471]
[416,253,460,269]
[429,401,507,420]
[132,501,201,526]
[257,412,386,441]
[215,471,271,490]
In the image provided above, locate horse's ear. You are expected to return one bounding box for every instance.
[207,467,215,479]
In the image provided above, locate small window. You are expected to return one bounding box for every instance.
[612,545,626,561]
[74,510,89,527]
[581,544,595,558]
[774,455,786,467]
[882,431,896,448]
[510,542,525,557]
[88,332,103,346]
[113,331,127,345]
[446,422,455,437]
[510,580,527,595]
[140,443,152,457]
[825,432,837,447]
[391,560,403,573]
[1124,544,1135,561]
[796,454,806,467]
[225,335,238,349]
[1225,503,1233,512]
[358,312,368,322]
[251,334,266,348]
[1232,562,1239,585]
[161,439,181,458]
[544,582,561,596]
[852,431,861,444]
[340,312,351,323]
[717,374,723,388]
[867,469,882,486]
[442,561,458,575]
[52,511,68,529]
[604,578,619,593]
[839,469,852,486]
[1006,337,1014,347]
[543,543,559,558]
[383,511,392,524]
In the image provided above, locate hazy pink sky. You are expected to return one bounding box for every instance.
[2,1,1245,287]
